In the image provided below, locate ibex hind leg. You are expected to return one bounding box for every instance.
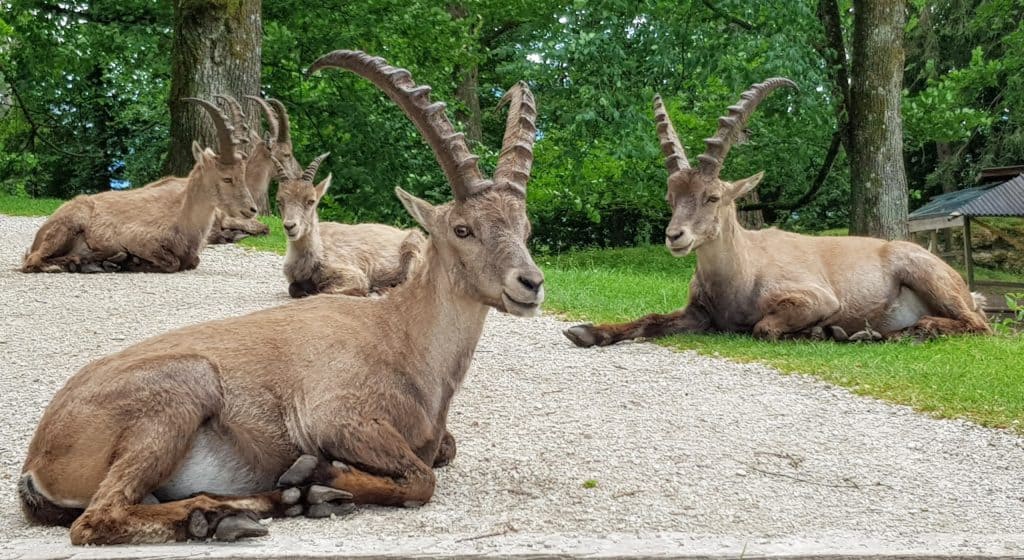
[890,243,992,337]
[67,356,268,544]
[21,204,91,272]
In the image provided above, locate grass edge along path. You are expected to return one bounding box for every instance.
[3,196,1022,431]
[540,246,1024,433]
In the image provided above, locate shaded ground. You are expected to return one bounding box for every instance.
[2,215,1023,559]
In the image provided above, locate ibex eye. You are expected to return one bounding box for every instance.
[224,178,233,184]
[306,199,315,207]
[454,225,472,238]
[706,195,720,204]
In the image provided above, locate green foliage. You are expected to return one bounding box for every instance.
[1,0,1022,251]
[993,292,1024,334]
[541,244,1024,431]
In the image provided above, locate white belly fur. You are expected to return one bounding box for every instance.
[879,287,929,332]
[154,428,262,501]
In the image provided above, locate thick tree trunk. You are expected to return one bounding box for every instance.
[848,0,909,240]
[737,192,765,229]
[167,0,261,176]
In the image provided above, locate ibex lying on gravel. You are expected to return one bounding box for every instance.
[564,79,991,347]
[276,153,425,298]
[19,50,544,545]
[21,99,256,273]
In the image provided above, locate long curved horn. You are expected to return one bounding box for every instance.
[246,95,280,143]
[301,152,330,182]
[269,155,291,180]
[697,78,797,177]
[653,94,689,174]
[493,81,537,196]
[267,98,292,144]
[307,50,490,200]
[183,97,237,163]
[214,94,252,148]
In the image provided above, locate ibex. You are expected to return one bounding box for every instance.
[19,50,544,545]
[202,95,302,244]
[564,79,991,347]
[21,99,256,273]
[275,152,425,298]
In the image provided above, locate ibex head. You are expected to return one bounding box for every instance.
[245,95,303,180]
[309,51,544,317]
[183,97,258,218]
[654,78,796,256]
[273,152,331,241]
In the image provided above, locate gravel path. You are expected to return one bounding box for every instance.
[2,214,1023,559]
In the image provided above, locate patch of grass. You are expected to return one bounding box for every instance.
[582,479,599,489]
[0,194,65,216]
[238,215,287,255]
[540,244,1024,431]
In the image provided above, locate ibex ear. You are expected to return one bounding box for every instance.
[315,173,332,200]
[728,171,764,200]
[191,141,205,164]
[395,187,437,233]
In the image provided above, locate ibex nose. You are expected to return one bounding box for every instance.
[517,271,544,293]
[666,227,687,243]
[249,206,258,216]
[283,221,296,232]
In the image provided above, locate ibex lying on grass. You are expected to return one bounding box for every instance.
[21,99,256,273]
[564,80,991,347]
[19,50,544,545]
[275,153,425,298]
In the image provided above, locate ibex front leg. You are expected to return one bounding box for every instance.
[278,418,437,509]
[564,305,711,347]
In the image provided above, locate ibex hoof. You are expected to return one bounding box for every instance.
[809,326,825,341]
[827,325,849,341]
[213,514,268,541]
[564,325,599,348]
[187,510,209,538]
[307,485,353,504]
[277,454,319,487]
[306,502,355,519]
[848,328,883,342]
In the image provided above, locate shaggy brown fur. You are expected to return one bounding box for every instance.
[565,81,991,347]
[20,50,543,545]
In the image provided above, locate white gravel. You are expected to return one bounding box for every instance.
[2,214,1024,559]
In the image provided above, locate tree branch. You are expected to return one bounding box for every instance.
[701,0,755,30]
[740,126,844,212]
[815,0,851,152]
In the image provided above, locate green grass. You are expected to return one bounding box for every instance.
[0,194,64,216]
[238,215,287,254]
[539,245,1024,432]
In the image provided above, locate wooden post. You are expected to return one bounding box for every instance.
[963,217,974,290]
[928,230,938,253]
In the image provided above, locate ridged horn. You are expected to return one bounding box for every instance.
[183,97,238,164]
[270,155,291,180]
[267,98,292,144]
[307,49,491,200]
[245,95,280,144]
[301,152,330,182]
[697,78,798,177]
[493,81,537,196]
[653,94,689,174]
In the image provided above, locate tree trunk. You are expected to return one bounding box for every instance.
[167,0,261,176]
[737,192,765,229]
[848,0,909,240]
